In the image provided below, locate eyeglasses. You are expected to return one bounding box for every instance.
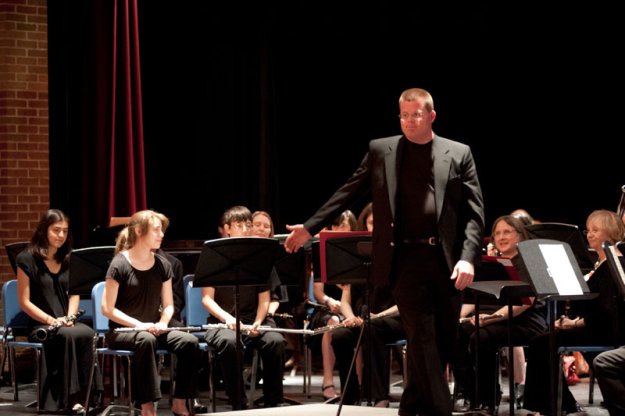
[398,112,427,121]
[230,221,252,230]
[493,229,517,237]
[583,229,600,236]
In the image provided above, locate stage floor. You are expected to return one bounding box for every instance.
[0,368,609,415]
[206,403,397,416]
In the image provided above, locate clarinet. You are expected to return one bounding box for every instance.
[267,312,294,319]
[311,312,387,336]
[34,309,85,342]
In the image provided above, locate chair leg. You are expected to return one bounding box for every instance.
[9,346,18,401]
[126,356,134,416]
[208,351,216,413]
[0,339,7,385]
[305,345,312,398]
[248,349,259,408]
[589,367,595,404]
[33,349,41,412]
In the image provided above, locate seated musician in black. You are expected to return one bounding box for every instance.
[201,205,286,409]
[103,210,199,416]
[330,282,404,407]
[452,215,547,413]
[16,209,98,414]
[524,209,625,415]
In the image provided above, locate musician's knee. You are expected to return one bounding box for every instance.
[135,331,158,349]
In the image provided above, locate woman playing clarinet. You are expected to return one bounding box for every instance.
[102,210,199,416]
[16,209,96,413]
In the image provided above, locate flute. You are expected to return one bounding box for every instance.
[33,309,85,342]
[203,323,315,335]
[267,312,294,319]
[458,312,504,324]
[114,326,203,333]
[114,324,315,336]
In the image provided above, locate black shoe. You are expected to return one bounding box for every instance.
[563,401,583,414]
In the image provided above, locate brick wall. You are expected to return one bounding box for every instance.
[0,0,49,286]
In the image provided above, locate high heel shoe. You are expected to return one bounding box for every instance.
[322,384,339,401]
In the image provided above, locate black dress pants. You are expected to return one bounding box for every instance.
[391,244,460,416]
[204,328,286,407]
[107,329,199,404]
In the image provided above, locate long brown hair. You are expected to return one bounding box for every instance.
[28,209,72,264]
[115,210,169,255]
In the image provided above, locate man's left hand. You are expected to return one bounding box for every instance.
[451,260,474,290]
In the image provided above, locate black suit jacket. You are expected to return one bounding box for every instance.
[304,134,485,286]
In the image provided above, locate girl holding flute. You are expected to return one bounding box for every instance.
[102,210,199,416]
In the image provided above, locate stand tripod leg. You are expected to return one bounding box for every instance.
[336,323,366,416]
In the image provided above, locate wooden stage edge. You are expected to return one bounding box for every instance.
[204,403,398,416]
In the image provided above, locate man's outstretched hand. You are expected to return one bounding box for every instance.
[284,224,312,253]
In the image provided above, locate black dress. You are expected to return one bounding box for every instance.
[16,250,96,412]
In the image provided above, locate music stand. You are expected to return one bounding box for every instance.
[466,255,534,416]
[163,248,202,276]
[318,231,373,413]
[193,237,279,410]
[273,247,307,288]
[513,238,596,416]
[603,241,625,300]
[68,246,116,299]
[4,241,29,275]
[525,222,596,274]
[320,231,372,284]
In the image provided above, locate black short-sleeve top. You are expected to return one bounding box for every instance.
[105,252,173,329]
[16,250,69,328]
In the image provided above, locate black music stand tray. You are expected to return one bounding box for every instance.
[4,241,29,275]
[193,237,279,410]
[525,222,596,274]
[68,246,116,299]
[320,231,372,285]
[319,232,373,414]
[604,241,625,301]
[274,247,307,288]
[513,239,597,416]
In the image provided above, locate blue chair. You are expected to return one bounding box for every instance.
[85,280,171,416]
[2,279,43,411]
[183,275,221,411]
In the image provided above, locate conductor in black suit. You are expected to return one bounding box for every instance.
[285,87,485,416]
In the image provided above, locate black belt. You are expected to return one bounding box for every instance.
[400,237,438,246]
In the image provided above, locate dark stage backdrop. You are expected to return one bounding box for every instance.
[48,2,624,247]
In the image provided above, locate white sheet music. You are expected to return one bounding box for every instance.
[540,244,583,295]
